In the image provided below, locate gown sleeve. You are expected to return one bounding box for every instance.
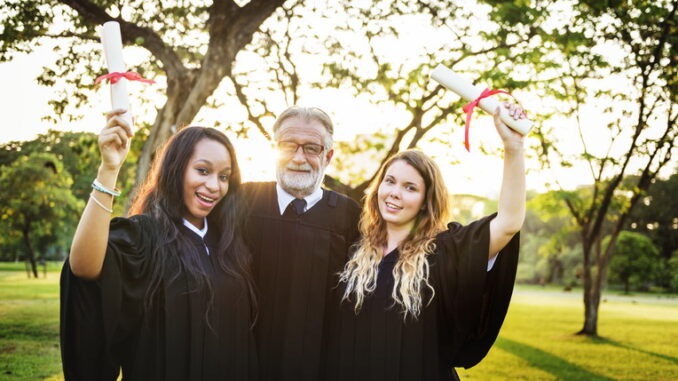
[60,215,154,381]
[434,213,520,369]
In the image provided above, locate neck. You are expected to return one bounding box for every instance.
[185,218,204,230]
[384,221,414,255]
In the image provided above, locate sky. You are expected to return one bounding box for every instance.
[1,3,672,199]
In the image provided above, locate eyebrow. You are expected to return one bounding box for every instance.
[194,159,232,171]
[386,175,420,187]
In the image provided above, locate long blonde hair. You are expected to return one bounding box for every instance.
[339,150,449,319]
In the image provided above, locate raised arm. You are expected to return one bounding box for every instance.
[69,109,133,279]
[488,102,526,258]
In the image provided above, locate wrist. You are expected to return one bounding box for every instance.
[97,166,120,189]
[504,143,524,154]
[504,139,524,153]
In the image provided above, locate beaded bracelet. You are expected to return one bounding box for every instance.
[90,192,113,213]
[92,178,121,197]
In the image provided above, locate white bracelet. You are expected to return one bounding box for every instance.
[92,178,121,197]
[90,193,113,213]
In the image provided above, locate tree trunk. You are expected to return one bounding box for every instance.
[22,224,38,278]
[134,54,233,197]
[135,72,196,188]
[580,234,613,336]
[578,238,598,336]
[129,0,285,196]
[581,282,600,336]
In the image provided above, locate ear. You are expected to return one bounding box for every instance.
[325,148,334,163]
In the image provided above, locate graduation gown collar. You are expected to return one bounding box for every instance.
[182,218,208,238]
[275,183,323,215]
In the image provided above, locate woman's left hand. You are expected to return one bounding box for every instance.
[493,101,526,151]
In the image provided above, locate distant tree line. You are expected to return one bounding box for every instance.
[0,130,138,277]
[518,174,678,294]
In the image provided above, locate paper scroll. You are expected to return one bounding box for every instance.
[430,64,533,135]
[99,21,132,127]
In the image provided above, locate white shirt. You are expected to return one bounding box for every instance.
[276,183,324,215]
[487,254,498,271]
[182,218,209,255]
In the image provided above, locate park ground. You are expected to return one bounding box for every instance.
[0,262,676,381]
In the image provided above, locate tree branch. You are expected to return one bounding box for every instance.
[43,32,98,41]
[231,75,273,140]
[58,0,186,77]
[209,0,285,58]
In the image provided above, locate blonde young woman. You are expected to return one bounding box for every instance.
[324,103,526,381]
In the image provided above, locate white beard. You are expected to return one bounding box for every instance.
[276,163,324,196]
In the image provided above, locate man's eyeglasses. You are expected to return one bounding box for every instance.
[277,141,325,156]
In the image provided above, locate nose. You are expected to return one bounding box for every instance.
[205,174,219,192]
[388,185,401,199]
[291,146,307,164]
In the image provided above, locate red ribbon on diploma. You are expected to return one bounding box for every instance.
[461,88,510,151]
[95,71,156,85]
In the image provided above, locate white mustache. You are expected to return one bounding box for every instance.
[286,163,313,171]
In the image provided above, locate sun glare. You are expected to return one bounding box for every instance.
[237,138,277,183]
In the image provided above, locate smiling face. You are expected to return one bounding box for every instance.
[182,138,232,229]
[377,159,426,230]
[275,116,334,197]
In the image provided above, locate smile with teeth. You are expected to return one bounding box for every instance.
[385,201,402,210]
[196,193,217,203]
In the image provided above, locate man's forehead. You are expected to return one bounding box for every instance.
[277,118,327,139]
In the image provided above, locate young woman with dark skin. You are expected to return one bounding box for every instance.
[61,109,257,380]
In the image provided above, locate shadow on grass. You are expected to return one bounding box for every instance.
[495,338,615,381]
[588,336,678,366]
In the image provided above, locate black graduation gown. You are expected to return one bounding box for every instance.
[323,214,520,381]
[60,214,258,381]
[241,182,361,381]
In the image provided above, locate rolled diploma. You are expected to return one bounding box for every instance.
[430,64,532,135]
[99,21,132,127]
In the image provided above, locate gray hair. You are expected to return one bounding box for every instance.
[272,106,334,149]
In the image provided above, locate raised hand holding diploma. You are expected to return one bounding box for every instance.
[494,102,527,151]
[99,109,133,172]
[430,64,533,151]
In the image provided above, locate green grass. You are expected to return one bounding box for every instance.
[0,265,677,380]
[0,268,62,381]
[460,288,678,381]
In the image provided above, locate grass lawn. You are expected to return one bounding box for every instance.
[1,264,677,380]
[0,264,61,381]
[460,287,678,381]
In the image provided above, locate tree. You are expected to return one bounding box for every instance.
[2,0,286,188]
[526,190,584,287]
[626,173,678,259]
[668,251,678,291]
[3,0,562,202]
[607,231,659,293]
[231,0,554,200]
[0,153,83,277]
[1,130,100,200]
[625,173,678,291]
[509,0,677,335]
[0,130,139,212]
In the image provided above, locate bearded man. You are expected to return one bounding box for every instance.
[241,106,361,381]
